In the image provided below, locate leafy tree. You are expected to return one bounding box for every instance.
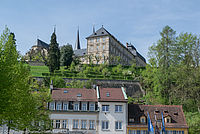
[60,44,73,67]
[51,77,66,88]
[47,31,60,73]
[0,27,50,133]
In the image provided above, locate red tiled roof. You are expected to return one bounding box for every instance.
[52,88,97,102]
[99,88,127,102]
[128,104,188,128]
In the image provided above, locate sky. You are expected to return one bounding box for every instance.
[1,0,200,61]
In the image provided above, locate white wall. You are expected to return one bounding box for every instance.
[98,102,127,134]
[50,112,98,134]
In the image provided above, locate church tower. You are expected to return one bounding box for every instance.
[74,28,81,50]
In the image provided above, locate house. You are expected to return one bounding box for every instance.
[97,87,128,134]
[48,85,128,134]
[127,104,188,134]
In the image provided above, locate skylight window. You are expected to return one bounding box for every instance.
[106,92,110,97]
[77,93,82,97]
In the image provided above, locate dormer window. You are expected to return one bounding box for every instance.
[140,116,146,123]
[106,92,110,97]
[77,93,82,97]
[165,116,171,123]
[174,112,178,116]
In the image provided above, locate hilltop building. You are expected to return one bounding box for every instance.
[25,39,49,61]
[85,26,146,66]
[25,26,146,66]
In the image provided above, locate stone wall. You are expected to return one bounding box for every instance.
[35,77,145,97]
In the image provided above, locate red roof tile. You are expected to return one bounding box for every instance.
[128,104,188,128]
[99,88,127,102]
[52,88,97,102]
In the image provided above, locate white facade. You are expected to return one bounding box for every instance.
[50,112,98,134]
[98,102,127,134]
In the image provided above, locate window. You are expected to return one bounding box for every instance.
[74,103,79,111]
[89,103,95,111]
[63,103,68,111]
[81,120,87,129]
[102,37,106,42]
[73,120,78,129]
[62,120,67,128]
[165,116,171,123]
[51,120,54,128]
[102,45,105,50]
[115,121,122,130]
[106,92,110,97]
[90,39,93,43]
[141,130,147,134]
[102,121,109,130]
[90,46,93,52]
[140,116,146,123]
[50,102,54,110]
[56,103,62,110]
[102,105,109,112]
[97,45,99,51]
[128,130,136,134]
[96,38,100,42]
[115,105,122,112]
[89,120,95,129]
[56,120,60,129]
[82,103,87,111]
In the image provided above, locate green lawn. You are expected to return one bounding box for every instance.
[30,66,49,77]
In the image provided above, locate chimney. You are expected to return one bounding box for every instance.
[126,43,129,48]
[50,80,53,93]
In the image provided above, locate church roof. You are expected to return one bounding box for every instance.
[74,48,87,57]
[33,39,49,49]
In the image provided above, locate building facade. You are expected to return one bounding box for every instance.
[127,104,188,134]
[85,26,146,66]
[49,86,128,134]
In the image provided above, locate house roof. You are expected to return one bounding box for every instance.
[52,88,97,102]
[33,39,49,49]
[98,87,127,102]
[128,104,188,128]
[74,48,87,57]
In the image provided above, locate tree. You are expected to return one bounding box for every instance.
[0,27,51,133]
[47,31,60,73]
[60,44,73,67]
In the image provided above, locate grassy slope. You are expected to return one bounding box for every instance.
[30,66,49,77]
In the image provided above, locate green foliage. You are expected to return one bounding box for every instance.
[143,25,200,133]
[51,76,66,88]
[0,27,50,132]
[47,32,60,73]
[60,44,73,67]
[185,112,200,134]
[66,79,95,89]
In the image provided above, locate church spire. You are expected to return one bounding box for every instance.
[93,25,95,34]
[75,27,81,50]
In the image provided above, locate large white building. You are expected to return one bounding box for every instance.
[48,86,128,134]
